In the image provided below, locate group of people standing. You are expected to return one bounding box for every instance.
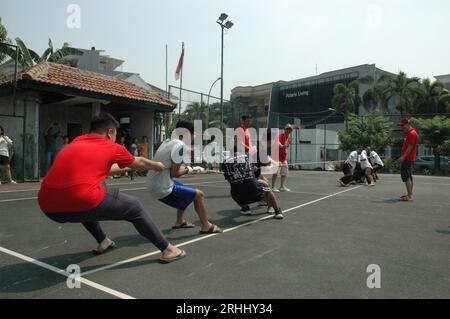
[116,135,151,179]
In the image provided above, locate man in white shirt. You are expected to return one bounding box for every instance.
[359,149,375,186]
[366,146,384,182]
[147,121,222,234]
[338,146,361,186]
[0,126,16,184]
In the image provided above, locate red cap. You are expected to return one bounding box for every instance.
[397,118,411,126]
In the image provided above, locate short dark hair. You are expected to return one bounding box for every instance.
[90,112,120,133]
[242,115,252,121]
[176,121,194,134]
[0,126,4,134]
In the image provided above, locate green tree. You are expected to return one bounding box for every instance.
[0,17,12,64]
[413,78,450,116]
[414,116,450,172]
[37,39,82,63]
[183,101,208,127]
[0,37,81,69]
[382,71,421,117]
[338,113,395,155]
[331,75,373,130]
[362,74,392,113]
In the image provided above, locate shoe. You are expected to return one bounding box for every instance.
[258,201,267,207]
[338,179,346,187]
[272,188,280,193]
[92,240,116,255]
[240,206,251,216]
[9,180,17,184]
[274,209,284,219]
[280,187,291,192]
[368,183,375,187]
[267,207,275,214]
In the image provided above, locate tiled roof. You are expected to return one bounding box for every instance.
[0,62,175,108]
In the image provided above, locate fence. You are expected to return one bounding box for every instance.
[168,85,243,131]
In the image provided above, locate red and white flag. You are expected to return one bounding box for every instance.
[175,43,184,81]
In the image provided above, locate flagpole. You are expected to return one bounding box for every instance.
[165,44,168,98]
[178,42,184,121]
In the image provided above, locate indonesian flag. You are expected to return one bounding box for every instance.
[175,43,184,81]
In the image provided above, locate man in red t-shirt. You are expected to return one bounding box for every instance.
[271,124,294,192]
[397,118,419,202]
[236,115,253,153]
[38,112,186,263]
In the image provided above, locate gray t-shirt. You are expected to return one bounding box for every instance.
[146,139,187,198]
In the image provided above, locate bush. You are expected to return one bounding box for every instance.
[379,159,399,174]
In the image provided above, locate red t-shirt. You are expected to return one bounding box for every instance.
[38,134,135,213]
[277,133,291,162]
[401,128,419,162]
[236,124,251,151]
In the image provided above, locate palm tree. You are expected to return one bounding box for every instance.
[413,78,450,116]
[37,39,82,63]
[331,75,373,130]
[362,74,392,113]
[183,102,208,129]
[381,71,421,117]
[0,37,82,69]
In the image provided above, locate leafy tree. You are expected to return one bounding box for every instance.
[0,37,82,69]
[413,78,450,116]
[382,71,421,117]
[332,75,373,130]
[414,116,450,171]
[338,112,395,155]
[0,17,12,64]
[362,74,392,114]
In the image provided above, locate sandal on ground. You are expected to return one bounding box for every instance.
[92,241,116,255]
[400,196,413,202]
[199,224,223,234]
[159,249,187,264]
[172,221,196,229]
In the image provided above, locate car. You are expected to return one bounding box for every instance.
[415,155,450,170]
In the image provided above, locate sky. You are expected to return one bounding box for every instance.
[2,0,450,100]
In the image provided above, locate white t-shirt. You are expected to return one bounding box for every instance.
[369,151,384,166]
[0,135,13,157]
[359,150,373,170]
[146,139,187,198]
[345,150,359,169]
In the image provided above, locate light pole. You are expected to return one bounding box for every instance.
[217,13,233,132]
[206,77,221,128]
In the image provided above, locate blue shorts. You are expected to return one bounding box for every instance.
[158,181,197,211]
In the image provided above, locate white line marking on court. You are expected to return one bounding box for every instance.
[0,196,38,203]
[0,180,227,203]
[0,246,135,299]
[0,188,40,194]
[81,186,362,277]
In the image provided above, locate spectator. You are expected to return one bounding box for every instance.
[44,122,61,175]
[0,126,16,184]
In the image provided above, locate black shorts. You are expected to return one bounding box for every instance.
[342,163,353,175]
[0,155,10,165]
[231,179,271,206]
[401,161,413,182]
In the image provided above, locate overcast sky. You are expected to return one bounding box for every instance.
[2,0,449,100]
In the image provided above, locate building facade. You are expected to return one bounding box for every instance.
[0,62,175,181]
